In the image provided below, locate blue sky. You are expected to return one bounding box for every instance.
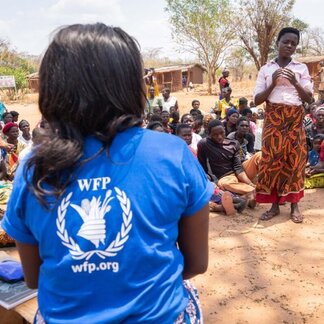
[0,0,323,58]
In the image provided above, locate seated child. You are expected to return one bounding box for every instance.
[209,186,247,216]
[305,135,324,189]
[307,134,323,167]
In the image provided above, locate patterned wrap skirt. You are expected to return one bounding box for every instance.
[256,101,307,203]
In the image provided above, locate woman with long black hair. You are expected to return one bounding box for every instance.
[3,24,212,323]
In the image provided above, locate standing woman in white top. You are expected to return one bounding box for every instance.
[254,27,313,223]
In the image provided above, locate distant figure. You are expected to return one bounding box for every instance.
[18,120,32,146]
[160,87,178,112]
[0,99,7,121]
[9,110,19,123]
[218,69,230,99]
[217,87,237,119]
[238,97,248,114]
[316,61,324,101]
[145,86,161,114]
[144,68,159,97]
[182,75,187,88]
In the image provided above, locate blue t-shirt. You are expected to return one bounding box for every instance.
[2,127,213,323]
[308,149,319,166]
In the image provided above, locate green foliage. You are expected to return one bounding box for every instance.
[234,0,296,70]
[291,18,308,32]
[0,38,38,90]
[0,66,28,89]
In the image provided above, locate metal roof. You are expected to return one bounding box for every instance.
[153,64,206,73]
[298,55,324,63]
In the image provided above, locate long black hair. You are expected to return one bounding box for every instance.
[26,23,145,207]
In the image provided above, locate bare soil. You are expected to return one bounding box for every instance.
[3,85,324,323]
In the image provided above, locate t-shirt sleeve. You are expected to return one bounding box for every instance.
[181,145,214,216]
[1,162,38,244]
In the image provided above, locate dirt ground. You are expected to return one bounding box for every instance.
[3,85,324,324]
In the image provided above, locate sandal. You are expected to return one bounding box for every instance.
[290,212,303,223]
[260,209,280,221]
[221,192,236,216]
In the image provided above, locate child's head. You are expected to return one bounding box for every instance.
[313,135,324,152]
[181,113,194,127]
[152,106,162,116]
[9,111,19,122]
[176,123,192,146]
[238,97,248,111]
[170,111,180,123]
[169,106,176,114]
[193,116,203,133]
[161,111,170,125]
[146,121,164,132]
[242,108,253,121]
[189,108,202,120]
[19,119,30,135]
[2,112,13,124]
[191,100,200,109]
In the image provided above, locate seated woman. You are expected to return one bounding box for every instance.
[227,116,254,162]
[1,122,26,180]
[18,120,32,146]
[306,105,324,149]
[222,108,239,136]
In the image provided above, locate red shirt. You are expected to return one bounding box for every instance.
[320,141,324,161]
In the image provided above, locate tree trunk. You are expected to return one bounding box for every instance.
[207,69,213,95]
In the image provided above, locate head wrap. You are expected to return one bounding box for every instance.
[226,108,239,118]
[250,107,258,114]
[315,105,324,115]
[2,122,18,135]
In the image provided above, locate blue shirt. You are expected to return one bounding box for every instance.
[2,127,213,323]
[308,149,319,166]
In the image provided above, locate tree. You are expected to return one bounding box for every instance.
[299,27,324,56]
[234,0,295,70]
[0,37,38,90]
[225,47,252,81]
[165,0,234,94]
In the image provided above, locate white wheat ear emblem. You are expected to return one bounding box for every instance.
[70,190,114,248]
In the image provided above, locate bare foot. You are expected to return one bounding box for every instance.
[221,192,236,216]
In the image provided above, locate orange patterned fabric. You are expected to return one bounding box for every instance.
[256,102,307,203]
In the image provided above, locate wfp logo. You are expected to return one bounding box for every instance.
[56,186,132,261]
[71,191,113,248]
